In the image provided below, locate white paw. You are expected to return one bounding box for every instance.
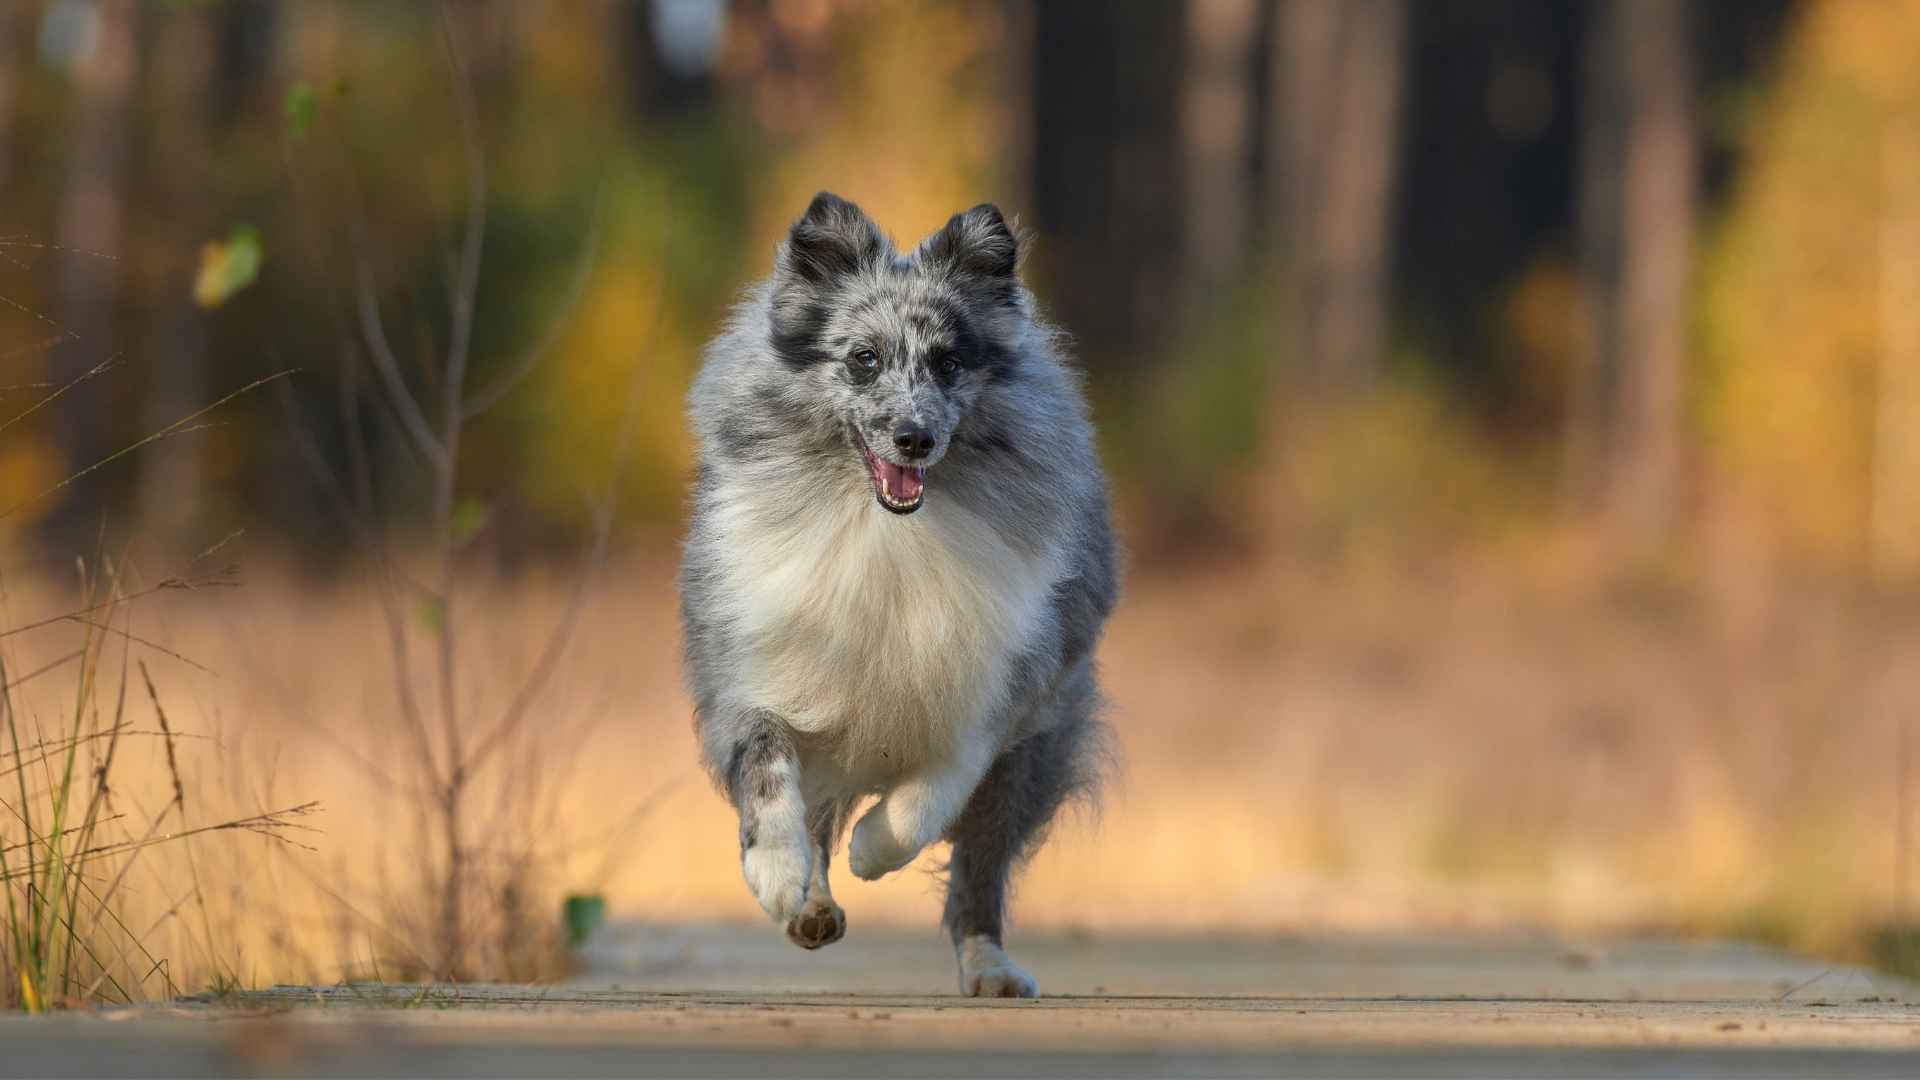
[958,937,1038,998]
[742,842,811,922]
[848,804,921,880]
[963,961,1038,998]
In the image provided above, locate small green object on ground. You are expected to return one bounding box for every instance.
[563,894,606,949]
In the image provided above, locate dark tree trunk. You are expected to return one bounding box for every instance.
[0,3,33,194]
[1030,0,1187,375]
[1264,0,1407,393]
[208,0,280,131]
[50,0,137,545]
[132,4,219,551]
[1182,0,1262,299]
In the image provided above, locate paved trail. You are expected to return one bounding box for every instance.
[5,924,1918,1077]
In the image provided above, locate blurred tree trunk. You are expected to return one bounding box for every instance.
[132,5,218,550]
[209,0,280,130]
[0,4,33,194]
[446,0,525,122]
[616,0,719,118]
[1571,0,1696,547]
[1030,0,1186,375]
[51,0,137,544]
[1183,0,1261,298]
[1265,0,1407,393]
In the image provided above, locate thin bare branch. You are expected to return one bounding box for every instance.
[0,648,85,696]
[352,249,447,468]
[2,729,212,783]
[463,180,606,419]
[345,356,444,790]
[272,365,442,789]
[0,288,79,344]
[438,0,488,448]
[462,498,611,776]
[0,355,122,439]
[271,374,429,600]
[585,773,688,889]
[0,810,128,857]
[0,803,324,882]
[0,573,237,643]
[465,201,662,775]
[191,529,246,566]
[0,237,122,261]
[426,4,492,981]
[280,859,438,978]
[64,617,216,676]
[0,370,297,522]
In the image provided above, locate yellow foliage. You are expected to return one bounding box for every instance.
[0,436,62,527]
[750,1,1010,256]
[526,264,694,521]
[1274,383,1538,556]
[1699,0,1920,565]
[1505,256,1589,417]
[523,1,616,103]
[192,226,263,309]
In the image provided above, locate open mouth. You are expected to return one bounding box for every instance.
[856,435,926,514]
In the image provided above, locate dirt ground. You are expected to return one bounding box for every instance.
[5,923,1920,1077]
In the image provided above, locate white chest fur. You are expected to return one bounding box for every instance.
[707,474,1062,779]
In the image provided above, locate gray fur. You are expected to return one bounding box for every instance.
[679,192,1117,997]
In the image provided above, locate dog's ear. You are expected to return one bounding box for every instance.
[923,203,1019,283]
[778,192,888,285]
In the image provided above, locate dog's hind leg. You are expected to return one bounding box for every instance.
[786,800,849,949]
[942,712,1098,999]
[726,714,812,924]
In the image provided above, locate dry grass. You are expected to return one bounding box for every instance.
[1,510,1907,993]
[0,557,316,1010]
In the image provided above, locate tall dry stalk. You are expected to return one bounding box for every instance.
[0,551,316,1011]
[0,229,312,1008]
[279,2,637,981]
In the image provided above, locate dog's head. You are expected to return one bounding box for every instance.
[766,192,1025,515]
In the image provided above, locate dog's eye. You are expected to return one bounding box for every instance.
[851,349,879,371]
[936,353,961,377]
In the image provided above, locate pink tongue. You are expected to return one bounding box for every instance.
[877,459,925,501]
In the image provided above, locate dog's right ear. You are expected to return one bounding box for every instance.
[777,192,887,285]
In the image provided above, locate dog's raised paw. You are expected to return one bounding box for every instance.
[848,805,919,880]
[785,898,846,950]
[742,842,811,922]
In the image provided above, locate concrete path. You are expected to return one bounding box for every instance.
[4,924,1919,1077]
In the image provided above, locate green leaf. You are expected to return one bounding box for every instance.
[284,82,317,140]
[414,595,444,634]
[562,894,606,949]
[450,499,490,548]
[193,225,263,309]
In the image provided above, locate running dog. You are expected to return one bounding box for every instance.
[679,192,1116,997]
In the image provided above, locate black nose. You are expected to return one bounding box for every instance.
[892,422,936,459]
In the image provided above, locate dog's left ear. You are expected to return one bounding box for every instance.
[923,204,1020,286]
[779,191,889,285]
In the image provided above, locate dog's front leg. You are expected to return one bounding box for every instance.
[727,716,812,921]
[849,737,994,881]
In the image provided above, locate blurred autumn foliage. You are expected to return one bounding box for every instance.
[0,0,1886,582]
[10,0,1920,979]
[1699,0,1920,575]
